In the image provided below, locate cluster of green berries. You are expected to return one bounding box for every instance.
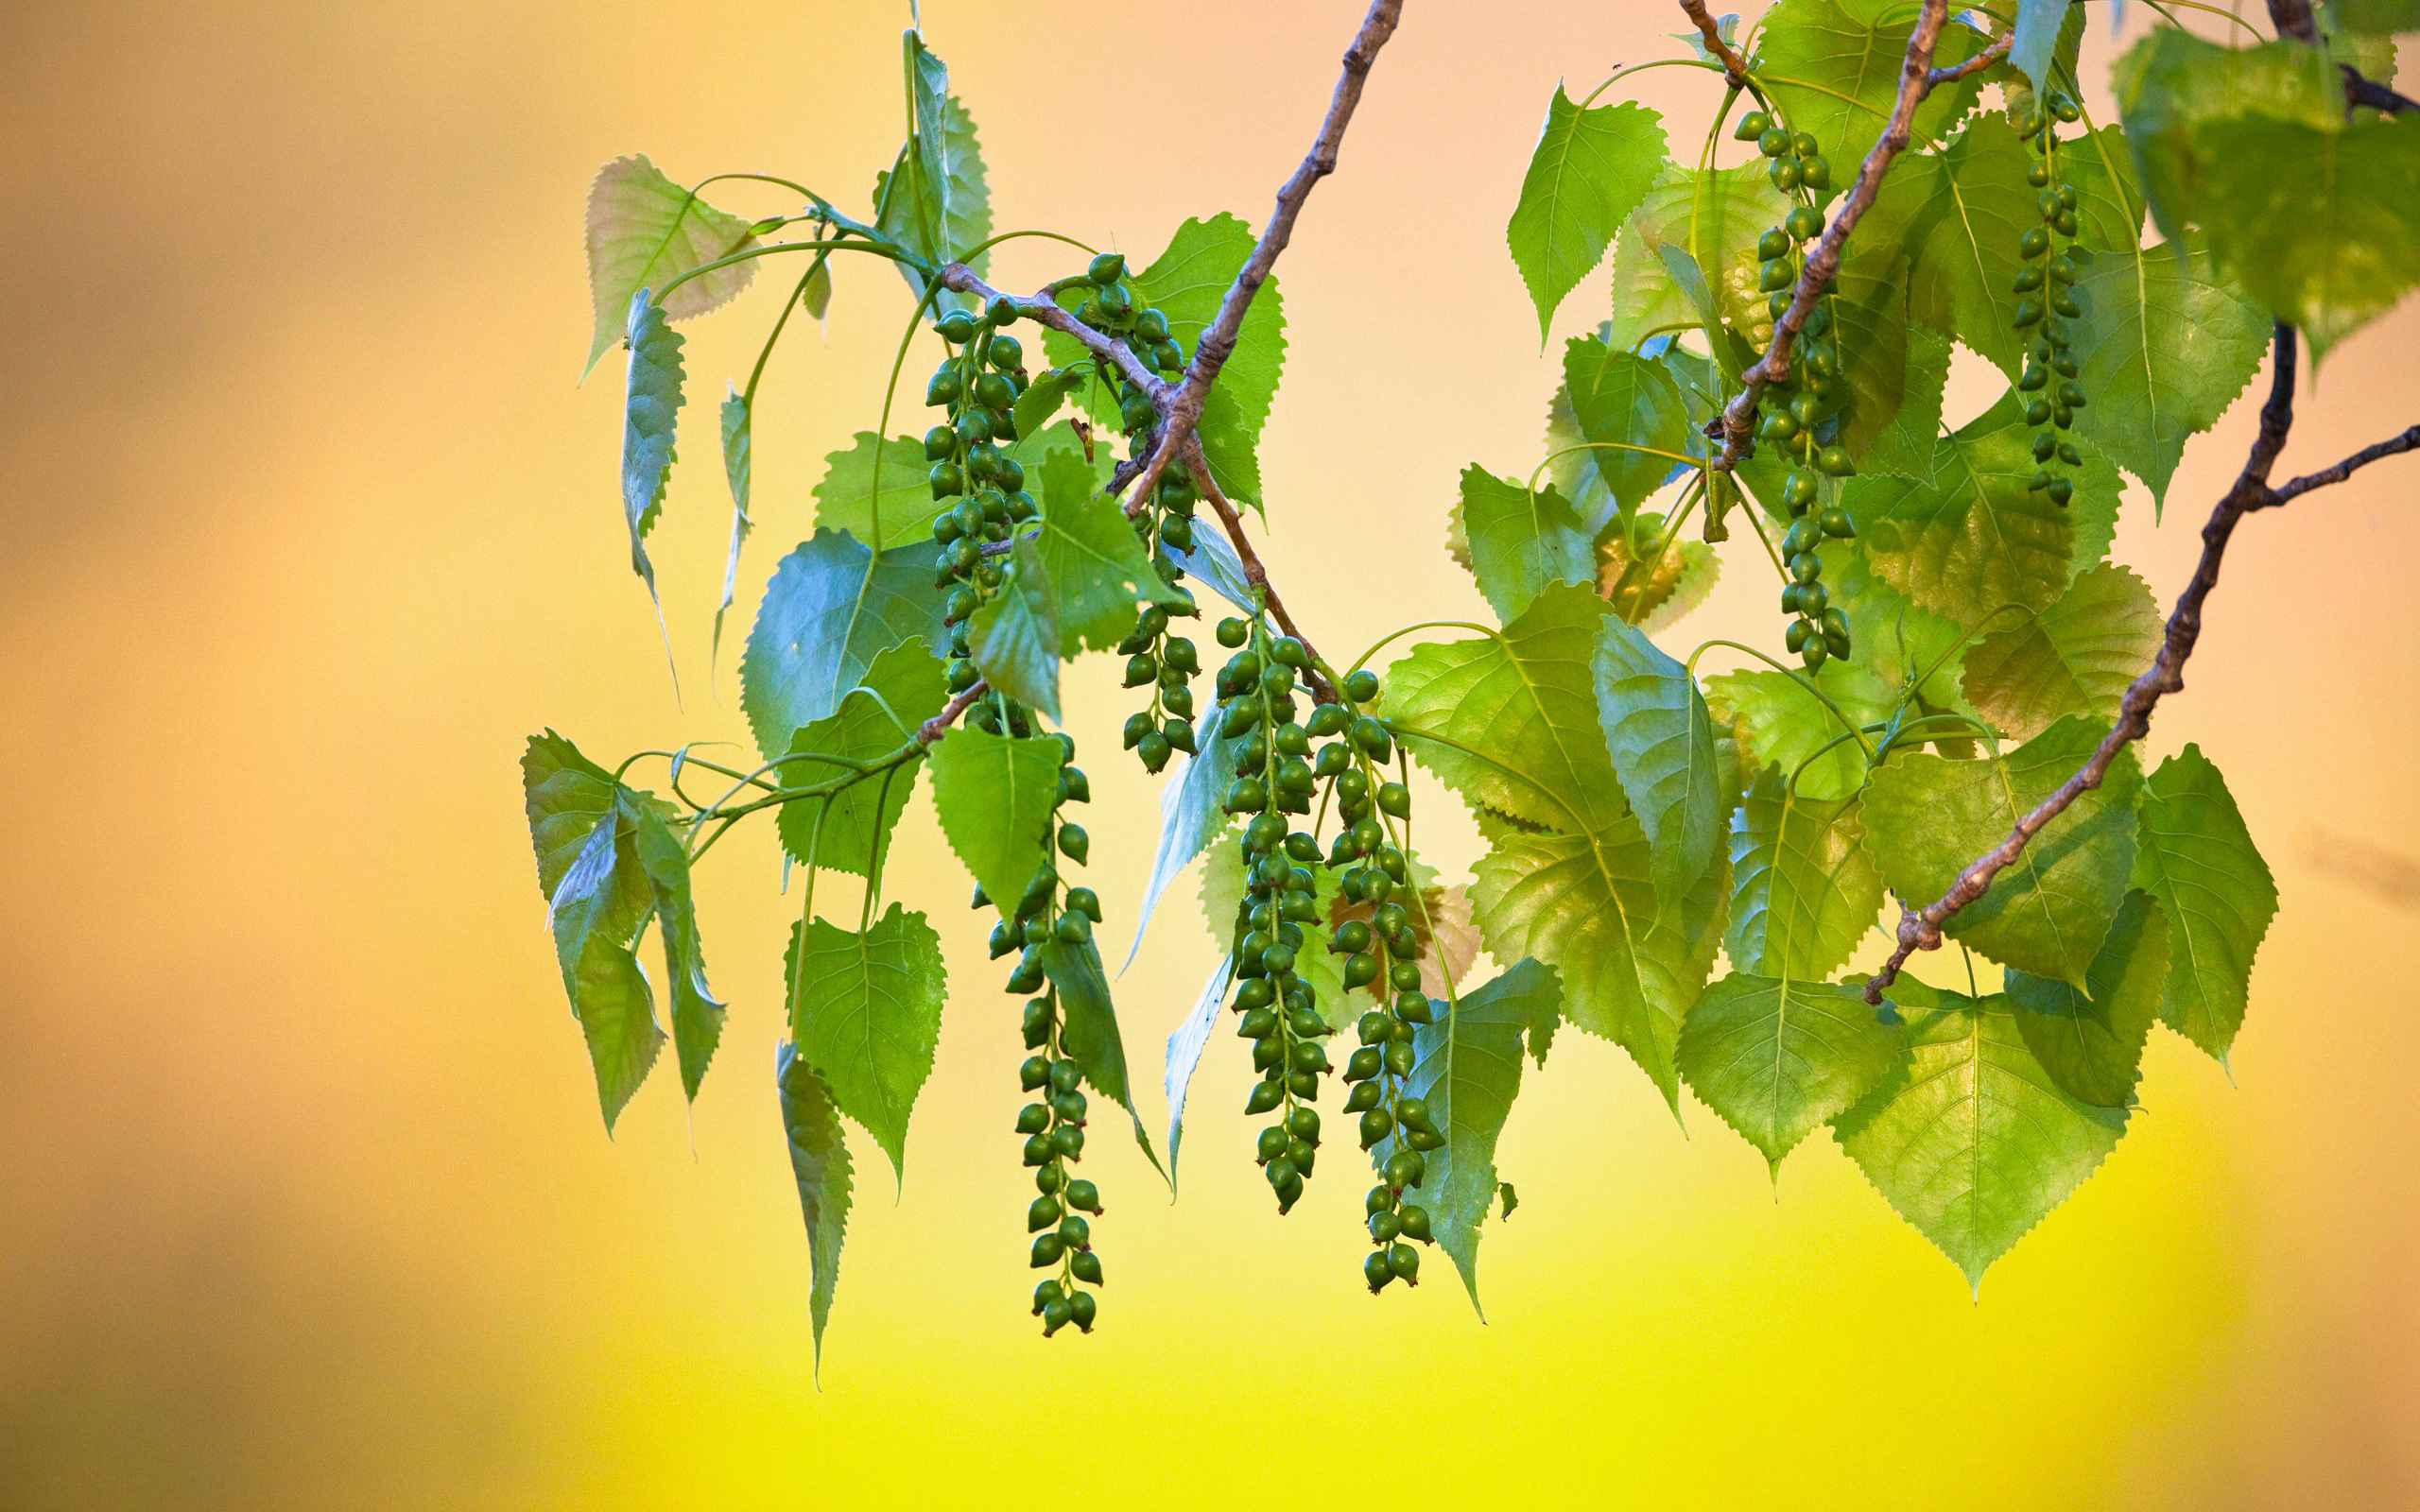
[2011,92,2090,508]
[1115,467,1206,776]
[924,297,1035,695]
[976,735,1109,1335]
[1044,251,1190,437]
[1737,108,1858,671]
[1213,618,1332,1213]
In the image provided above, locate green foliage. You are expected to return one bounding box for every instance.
[1837,985,2129,1288]
[785,902,947,1183]
[740,531,951,761]
[775,638,947,876]
[2007,891,2170,1108]
[927,728,1063,911]
[968,450,1187,722]
[777,1041,853,1372]
[1595,616,1725,897]
[1960,564,2163,742]
[530,3,2349,1341]
[1677,972,1901,1172]
[619,294,685,605]
[582,155,755,377]
[1451,465,1592,623]
[1862,716,2141,987]
[1754,0,1987,168]
[1507,89,1668,336]
[2130,746,2277,1060]
[1724,767,1885,982]
[1383,959,1562,1310]
[1841,397,2118,628]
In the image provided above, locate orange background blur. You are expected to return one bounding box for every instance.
[4,1,2416,1506]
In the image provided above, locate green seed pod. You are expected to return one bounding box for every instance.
[2013,298,2045,328]
[1020,1055,1050,1091]
[1383,1041,1415,1077]
[1802,638,1829,672]
[1256,1125,1290,1164]
[1364,1250,1395,1291]
[1800,156,1831,191]
[1735,111,1772,141]
[1068,1290,1098,1330]
[1359,1108,1394,1147]
[1376,782,1412,819]
[2020,227,2050,259]
[2025,397,2053,427]
[1028,1194,1063,1231]
[1343,1079,1381,1112]
[1786,205,1824,242]
[1030,1232,1065,1267]
[1016,1102,1051,1136]
[1050,1124,1085,1158]
[1041,1297,1073,1334]
[1758,228,1791,262]
[1397,1204,1434,1243]
[1820,507,1855,539]
[2048,476,2074,506]
[1383,1148,1426,1189]
[1817,444,1856,478]
[1758,257,1794,293]
[1087,251,1127,285]
[1071,1250,1103,1286]
[1344,668,1382,704]
[1369,1209,1403,1243]
[1757,127,1791,158]
[1244,1077,1286,1115]
[1770,158,1802,191]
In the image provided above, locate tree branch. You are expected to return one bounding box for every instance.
[1182,446,1339,704]
[1709,0,1973,467]
[1677,0,1752,83]
[2265,423,2420,505]
[1128,0,1406,507]
[1863,322,2304,1005]
[916,680,990,746]
[2343,63,2418,115]
[934,264,1169,399]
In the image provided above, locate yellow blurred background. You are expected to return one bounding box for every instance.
[4,0,2417,1505]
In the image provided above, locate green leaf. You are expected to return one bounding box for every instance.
[1011,364,1083,440]
[2198,111,2420,360]
[1861,714,2142,986]
[1859,324,1951,483]
[1125,700,1242,971]
[522,732,664,1131]
[2114,31,2346,252]
[619,293,684,605]
[1822,229,1920,462]
[1841,396,2119,628]
[967,449,1185,722]
[1677,972,1901,1171]
[1385,582,1630,834]
[1558,336,1694,526]
[1451,464,1592,624]
[1594,616,1724,897]
[775,638,948,877]
[873,67,990,315]
[810,432,942,551]
[1962,563,2163,742]
[628,801,725,1102]
[1505,88,1668,337]
[1039,938,1164,1176]
[582,155,756,378]
[775,1041,853,1375]
[1162,954,1236,1185]
[2336,0,2420,28]
[1835,991,2128,1288]
[1605,164,1792,351]
[1899,114,2039,378]
[784,902,947,1183]
[2011,0,2081,94]
[2008,892,2170,1108]
[714,389,754,671]
[1705,662,1894,802]
[1384,958,1562,1311]
[926,727,1064,914]
[1754,0,1987,169]
[1469,816,1726,1108]
[2128,745,2277,1060]
[2048,124,2272,506]
[1725,765,1886,982]
[739,530,951,760]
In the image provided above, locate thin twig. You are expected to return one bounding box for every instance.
[2265,424,2420,505]
[1184,445,1339,704]
[934,264,1169,398]
[917,680,990,745]
[1864,325,2302,1005]
[1709,0,1965,466]
[1929,29,2012,86]
[1677,0,1752,83]
[1127,0,1407,507]
[2343,64,2418,115]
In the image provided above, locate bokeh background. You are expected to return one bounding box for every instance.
[4,1,2416,1506]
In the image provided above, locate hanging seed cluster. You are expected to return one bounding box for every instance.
[1737,108,1858,672]
[2011,90,2089,507]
